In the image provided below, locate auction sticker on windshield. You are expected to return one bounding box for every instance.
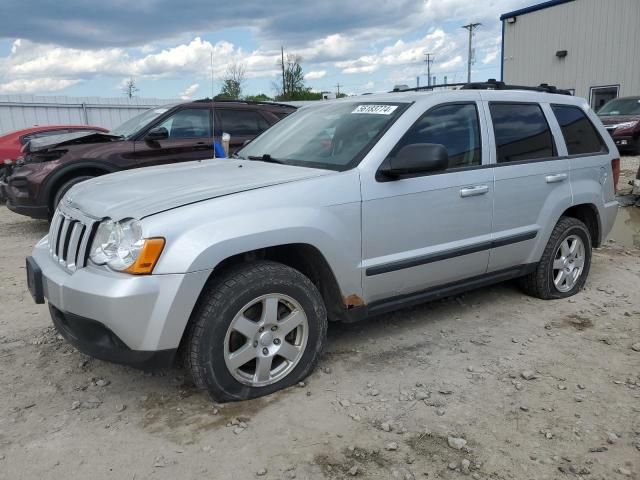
[352,105,398,115]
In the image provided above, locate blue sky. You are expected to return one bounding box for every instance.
[0,0,533,99]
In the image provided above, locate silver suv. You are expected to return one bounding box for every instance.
[27,87,619,401]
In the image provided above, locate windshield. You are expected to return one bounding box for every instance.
[238,102,407,170]
[597,98,640,116]
[110,107,171,138]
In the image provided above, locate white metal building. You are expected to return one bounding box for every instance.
[0,95,179,135]
[500,0,640,110]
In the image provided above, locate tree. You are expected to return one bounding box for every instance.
[219,62,246,99]
[123,77,139,98]
[244,93,273,102]
[274,54,308,101]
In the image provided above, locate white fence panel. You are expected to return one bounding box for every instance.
[0,95,180,135]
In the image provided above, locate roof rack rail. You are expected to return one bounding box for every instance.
[193,98,296,109]
[390,79,573,96]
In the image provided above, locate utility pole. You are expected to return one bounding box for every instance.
[335,83,341,96]
[462,23,481,83]
[424,53,434,87]
[281,46,286,97]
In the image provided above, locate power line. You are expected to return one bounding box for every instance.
[462,23,481,83]
[424,53,434,87]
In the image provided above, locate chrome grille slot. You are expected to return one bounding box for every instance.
[48,209,96,272]
[57,216,71,260]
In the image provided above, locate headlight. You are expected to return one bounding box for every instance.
[615,120,639,130]
[89,218,164,274]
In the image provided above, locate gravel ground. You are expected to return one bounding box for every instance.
[1,184,639,479]
[619,155,639,195]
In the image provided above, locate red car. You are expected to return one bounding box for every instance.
[0,125,108,163]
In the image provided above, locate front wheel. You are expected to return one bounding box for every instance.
[519,216,592,299]
[185,261,328,402]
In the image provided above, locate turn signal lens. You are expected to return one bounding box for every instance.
[611,158,620,192]
[124,238,165,275]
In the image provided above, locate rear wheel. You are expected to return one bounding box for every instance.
[519,217,592,299]
[185,261,327,402]
[52,175,94,212]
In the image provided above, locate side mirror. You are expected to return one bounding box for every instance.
[145,127,169,142]
[379,143,448,178]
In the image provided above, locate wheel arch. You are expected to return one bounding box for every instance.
[174,243,356,365]
[197,243,353,323]
[42,161,117,212]
[560,203,602,247]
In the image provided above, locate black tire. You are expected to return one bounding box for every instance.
[185,260,328,402]
[519,216,592,300]
[52,175,94,211]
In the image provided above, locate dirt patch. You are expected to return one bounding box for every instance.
[563,313,595,330]
[140,388,280,444]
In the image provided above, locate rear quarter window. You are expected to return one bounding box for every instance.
[551,105,607,155]
[489,103,556,163]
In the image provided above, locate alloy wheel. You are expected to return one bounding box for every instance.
[223,293,309,387]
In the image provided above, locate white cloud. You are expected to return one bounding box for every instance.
[0,78,81,94]
[482,50,499,64]
[335,29,459,76]
[0,1,513,96]
[179,83,200,100]
[305,70,327,80]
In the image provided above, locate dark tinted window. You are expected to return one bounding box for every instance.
[490,103,555,163]
[219,109,270,135]
[394,103,481,169]
[552,105,607,155]
[157,109,211,138]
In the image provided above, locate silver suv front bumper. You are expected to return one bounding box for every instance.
[31,236,210,366]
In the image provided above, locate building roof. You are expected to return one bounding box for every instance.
[500,0,575,20]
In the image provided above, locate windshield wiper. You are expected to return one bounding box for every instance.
[247,154,286,164]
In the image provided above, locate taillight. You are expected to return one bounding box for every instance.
[611,158,620,192]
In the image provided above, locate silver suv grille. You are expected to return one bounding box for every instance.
[49,209,97,272]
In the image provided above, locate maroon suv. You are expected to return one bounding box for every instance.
[597,96,640,154]
[0,100,295,219]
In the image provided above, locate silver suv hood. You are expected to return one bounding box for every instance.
[66,159,332,220]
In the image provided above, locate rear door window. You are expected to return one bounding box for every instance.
[489,103,556,163]
[393,103,482,169]
[551,105,607,155]
[219,109,271,136]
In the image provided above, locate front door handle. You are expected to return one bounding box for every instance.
[460,185,489,197]
[545,173,568,184]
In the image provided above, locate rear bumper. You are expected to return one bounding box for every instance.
[50,304,176,369]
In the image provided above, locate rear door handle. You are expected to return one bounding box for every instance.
[545,173,568,183]
[460,185,489,197]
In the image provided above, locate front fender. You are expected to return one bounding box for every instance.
[144,171,363,300]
